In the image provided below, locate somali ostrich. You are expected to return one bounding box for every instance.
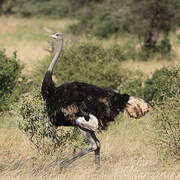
[41,32,148,169]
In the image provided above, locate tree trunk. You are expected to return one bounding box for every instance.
[144,31,153,49]
[144,30,158,49]
[0,0,5,15]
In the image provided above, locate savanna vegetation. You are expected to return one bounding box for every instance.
[0,0,180,179]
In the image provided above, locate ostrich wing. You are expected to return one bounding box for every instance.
[48,82,148,129]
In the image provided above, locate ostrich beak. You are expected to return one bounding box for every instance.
[49,34,57,39]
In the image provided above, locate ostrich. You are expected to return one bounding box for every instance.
[41,32,148,169]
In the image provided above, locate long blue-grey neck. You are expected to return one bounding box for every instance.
[48,38,63,73]
[42,38,63,100]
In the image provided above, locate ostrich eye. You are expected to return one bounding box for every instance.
[56,33,61,37]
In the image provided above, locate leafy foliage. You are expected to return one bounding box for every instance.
[141,66,180,104]
[17,0,100,18]
[152,97,180,160]
[18,89,85,154]
[68,0,179,59]
[0,0,23,15]
[37,41,144,92]
[2,0,179,59]
[0,50,26,112]
[140,37,172,60]
[68,2,122,38]
[18,0,69,18]
[141,67,169,104]
[149,66,180,160]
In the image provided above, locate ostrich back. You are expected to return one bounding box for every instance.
[42,76,129,130]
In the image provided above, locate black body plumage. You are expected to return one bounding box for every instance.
[42,71,130,130]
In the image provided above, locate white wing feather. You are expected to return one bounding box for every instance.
[75,114,98,131]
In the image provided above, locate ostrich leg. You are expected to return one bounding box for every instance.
[95,144,100,169]
[60,128,100,169]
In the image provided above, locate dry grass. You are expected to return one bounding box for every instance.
[0,115,34,161]
[0,114,180,180]
[0,16,76,75]
[121,59,174,75]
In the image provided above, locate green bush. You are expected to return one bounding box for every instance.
[36,41,144,93]
[18,89,85,154]
[141,67,169,104]
[143,65,180,160]
[159,38,172,57]
[18,0,98,18]
[0,50,26,112]
[139,37,172,61]
[69,4,122,38]
[68,0,179,60]
[18,0,69,18]
[0,0,23,15]
[152,97,180,160]
[93,10,121,38]
[141,66,180,105]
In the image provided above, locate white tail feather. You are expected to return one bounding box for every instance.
[124,96,149,118]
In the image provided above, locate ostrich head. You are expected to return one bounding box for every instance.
[49,32,63,40]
